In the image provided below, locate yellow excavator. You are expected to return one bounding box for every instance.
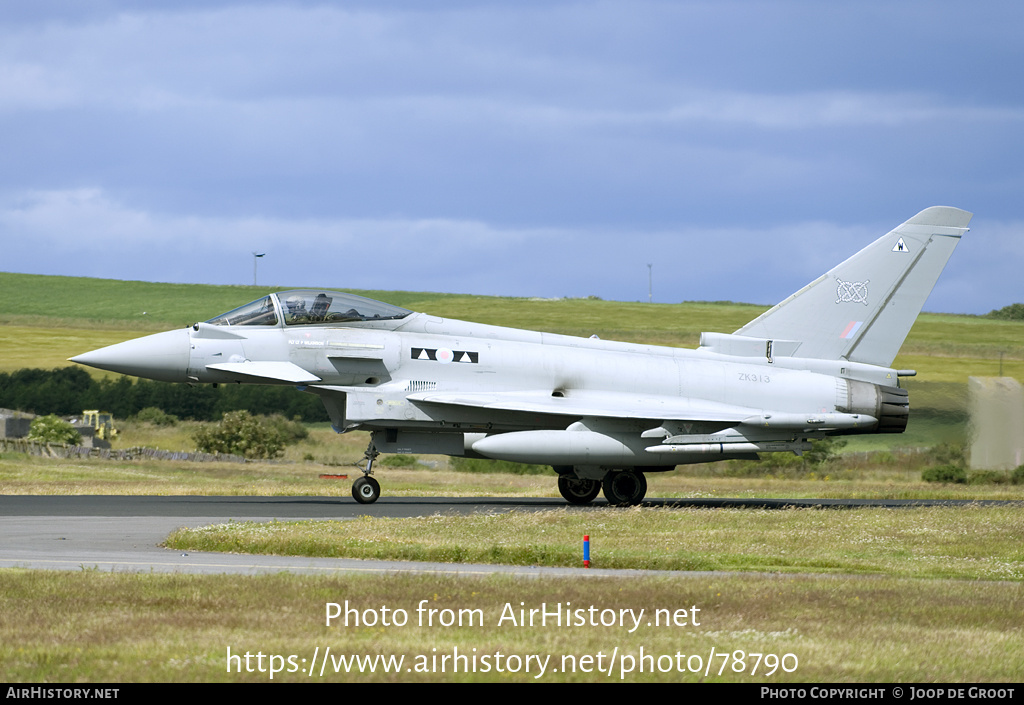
[82,410,118,440]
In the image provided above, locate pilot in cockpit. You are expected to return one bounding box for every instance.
[284,294,308,321]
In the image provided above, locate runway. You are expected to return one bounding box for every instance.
[1,495,1018,578]
[0,495,648,578]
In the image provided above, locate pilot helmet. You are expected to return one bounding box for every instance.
[285,295,306,313]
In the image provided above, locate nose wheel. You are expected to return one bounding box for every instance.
[352,475,381,504]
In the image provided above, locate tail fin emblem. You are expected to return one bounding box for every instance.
[836,278,870,305]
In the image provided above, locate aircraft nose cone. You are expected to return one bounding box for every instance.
[69,328,191,383]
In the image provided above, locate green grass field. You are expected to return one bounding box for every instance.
[4,271,1022,381]
[166,504,1024,579]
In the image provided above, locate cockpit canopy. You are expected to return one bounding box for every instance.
[206,290,413,327]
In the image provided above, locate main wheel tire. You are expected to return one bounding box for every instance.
[602,470,647,506]
[557,476,601,504]
[352,476,381,504]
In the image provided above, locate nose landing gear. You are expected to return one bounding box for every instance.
[352,443,381,504]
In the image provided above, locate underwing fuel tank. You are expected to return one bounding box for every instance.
[472,430,635,465]
[471,429,773,465]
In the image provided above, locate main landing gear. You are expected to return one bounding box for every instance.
[601,470,647,507]
[352,442,381,504]
[557,476,602,505]
[556,468,648,506]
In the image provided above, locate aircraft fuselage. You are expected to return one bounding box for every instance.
[70,206,972,504]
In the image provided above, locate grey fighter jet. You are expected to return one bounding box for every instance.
[71,207,971,505]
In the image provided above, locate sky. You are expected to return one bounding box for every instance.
[1,0,1022,314]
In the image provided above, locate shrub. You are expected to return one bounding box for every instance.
[724,453,800,477]
[985,303,1024,321]
[135,407,179,426]
[1013,465,1024,485]
[193,411,286,459]
[803,437,848,467]
[922,464,967,484]
[26,415,81,445]
[968,470,1010,485]
[259,414,309,443]
[927,443,965,467]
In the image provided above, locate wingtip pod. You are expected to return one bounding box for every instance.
[735,206,972,367]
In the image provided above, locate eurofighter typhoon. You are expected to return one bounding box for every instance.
[71,207,971,505]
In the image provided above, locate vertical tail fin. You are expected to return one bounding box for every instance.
[736,206,972,367]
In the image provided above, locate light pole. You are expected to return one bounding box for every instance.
[252,252,265,286]
[647,263,653,303]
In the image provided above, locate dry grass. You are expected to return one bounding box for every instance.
[3,449,1024,500]
[1,570,1021,682]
